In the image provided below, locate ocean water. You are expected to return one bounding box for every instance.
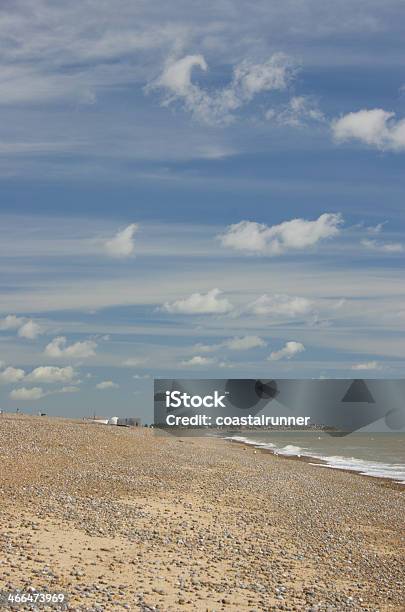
[224,432,405,485]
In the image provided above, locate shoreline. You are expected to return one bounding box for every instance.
[223,434,405,490]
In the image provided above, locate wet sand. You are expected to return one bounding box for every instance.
[0,414,404,611]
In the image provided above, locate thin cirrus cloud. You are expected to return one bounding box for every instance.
[150,52,296,125]
[0,314,42,339]
[268,95,325,127]
[104,224,138,258]
[163,288,233,314]
[268,341,305,361]
[218,213,343,255]
[332,109,405,151]
[351,361,381,371]
[361,239,404,254]
[196,335,266,352]
[44,336,97,359]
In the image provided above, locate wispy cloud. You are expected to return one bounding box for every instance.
[245,294,314,318]
[361,238,404,254]
[150,53,296,125]
[351,360,381,370]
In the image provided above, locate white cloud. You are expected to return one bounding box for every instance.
[44,336,97,359]
[163,288,233,314]
[59,385,80,393]
[0,315,42,339]
[17,320,42,339]
[10,387,45,401]
[96,380,119,389]
[104,223,138,258]
[226,335,266,350]
[181,355,216,366]
[246,294,314,317]
[218,213,342,255]
[133,374,150,379]
[268,341,305,361]
[158,54,208,96]
[332,109,405,151]
[152,53,295,124]
[0,366,26,383]
[351,361,381,371]
[367,222,386,235]
[122,358,148,367]
[272,95,324,127]
[361,239,404,253]
[26,366,77,384]
[194,335,266,352]
[0,315,25,330]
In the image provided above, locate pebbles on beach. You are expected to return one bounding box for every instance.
[0,414,404,611]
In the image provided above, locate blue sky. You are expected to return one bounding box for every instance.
[0,0,404,420]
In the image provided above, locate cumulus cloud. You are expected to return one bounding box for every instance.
[44,336,97,359]
[10,387,45,401]
[218,213,342,255]
[96,380,119,389]
[361,239,404,253]
[332,109,405,151]
[0,315,25,330]
[104,224,138,258]
[226,335,266,350]
[268,341,305,361]
[163,288,233,314]
[17,320,42,339]
[246,294,313,318]
[25,366,77,384]
[351,361,381,371]
[0,366,26,384]
[0,315,42,339]
[152,53,296,124]
[181,355,216,366]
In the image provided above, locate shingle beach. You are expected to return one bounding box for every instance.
[0,414,404,611]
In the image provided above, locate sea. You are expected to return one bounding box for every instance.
[223,432,405,485]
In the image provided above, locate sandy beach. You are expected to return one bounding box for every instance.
[0,414,404,611]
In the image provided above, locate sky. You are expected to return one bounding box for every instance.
[0,0,404,421]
